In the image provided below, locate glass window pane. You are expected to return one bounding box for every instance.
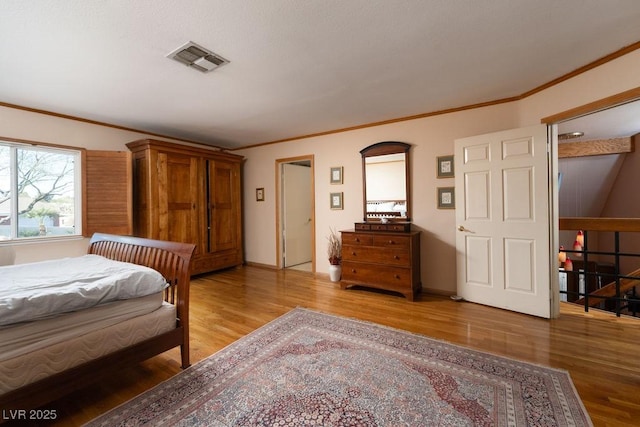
[0,145,9,240]
[16,148,76,238]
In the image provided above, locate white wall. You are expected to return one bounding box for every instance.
[0,106,186,264]
[599,147,640,273]
[238,48,640,295]
[2,48,640,289]
[237,102,522,293]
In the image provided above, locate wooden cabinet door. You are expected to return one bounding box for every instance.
[127,139,244,274]
[206,159,240,252]
[158,152,201,253]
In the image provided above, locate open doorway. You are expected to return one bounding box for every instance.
[276,155,315,272]
[544,90,640,313]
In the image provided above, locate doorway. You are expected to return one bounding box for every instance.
[276,155,315,272]
[550,95,640,309]
[454,89,640,319]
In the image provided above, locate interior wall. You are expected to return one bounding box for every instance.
[516,49,640,125]
[0,105,185,264]
[237,103,522,294]
[598,147,640,273]
[602,148,640,217]
[558,155,624,218]
[2,48,640,289]
[238,48,640,295]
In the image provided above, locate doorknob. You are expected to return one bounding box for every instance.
[458,225,474,233]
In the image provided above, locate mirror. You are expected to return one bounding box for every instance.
[361,141,411,221]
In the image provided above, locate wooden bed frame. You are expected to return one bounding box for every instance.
[0,233,195,412]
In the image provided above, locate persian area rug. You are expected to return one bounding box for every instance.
[86,308,592,426]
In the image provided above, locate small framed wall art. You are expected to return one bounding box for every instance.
[437,187,455,209]
[256,188,265,202]
[330,192,343,210]
[437,155,454,178]
[330,166,343,184]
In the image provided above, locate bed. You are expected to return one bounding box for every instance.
[0,233,195,412]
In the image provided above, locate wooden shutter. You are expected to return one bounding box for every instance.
[83,150,132,237]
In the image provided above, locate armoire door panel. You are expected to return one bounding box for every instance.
[162,154,200,252]
[208,160,238,252]
[127,139,243,275]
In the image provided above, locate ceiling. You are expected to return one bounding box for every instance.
[2,1,640,150]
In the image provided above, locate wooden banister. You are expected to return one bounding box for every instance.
[560,217,640,315]
[574,268,640,307]
[559,217,640,233]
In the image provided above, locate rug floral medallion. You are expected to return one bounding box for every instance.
[86,308,592,426]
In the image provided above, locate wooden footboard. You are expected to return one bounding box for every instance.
[0,233,195,413]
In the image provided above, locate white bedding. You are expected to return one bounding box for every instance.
[0,292,164,362]
[0,254,168,326]
[0,302,177,394]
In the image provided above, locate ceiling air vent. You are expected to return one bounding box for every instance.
[167,41,229,73]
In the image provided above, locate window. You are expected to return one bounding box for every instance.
[0,141,81,240]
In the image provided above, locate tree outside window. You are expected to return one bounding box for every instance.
[0,142,80,240]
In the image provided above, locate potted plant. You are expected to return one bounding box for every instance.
[327,228,342,282]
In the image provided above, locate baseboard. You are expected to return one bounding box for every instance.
[244,261,278,270]
[420,286,456,297]
[240,264,454,297]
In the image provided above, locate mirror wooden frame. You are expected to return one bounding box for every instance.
[360,141,411,222]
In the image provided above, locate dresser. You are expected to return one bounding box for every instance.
[340,229,421,300]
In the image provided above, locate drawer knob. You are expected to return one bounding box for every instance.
[355,238,360,242]
[351,269,356,273]
[388,240,394,244]
[394,274,400,279]
[394,255,400,260]
[352,251,356,256]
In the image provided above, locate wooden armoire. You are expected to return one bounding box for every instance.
[126,139,243,275]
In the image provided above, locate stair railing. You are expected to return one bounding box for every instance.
[559,218,640,317]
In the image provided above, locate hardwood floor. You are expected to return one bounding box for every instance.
[20,265,640,427]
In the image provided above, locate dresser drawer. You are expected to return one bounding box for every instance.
[339,229,420,301]
[341,233,373,246]
[342,262,412,289]
[372,234,410,248]
[354,223,371,231]
[342,245,410,267]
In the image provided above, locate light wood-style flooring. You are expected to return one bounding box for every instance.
[32,266,640,427]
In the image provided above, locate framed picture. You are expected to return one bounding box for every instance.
[256,188,265,202]
[330,166,343,184]
[437,187,455,209]
[437,155,454,178]
[330,192,343,210]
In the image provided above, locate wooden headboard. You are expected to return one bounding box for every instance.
[88,233,195,341]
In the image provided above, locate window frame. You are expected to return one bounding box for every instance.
[0,138,83,242]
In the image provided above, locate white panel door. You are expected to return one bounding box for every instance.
[455,124,552,318]
[283,163,312,267]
